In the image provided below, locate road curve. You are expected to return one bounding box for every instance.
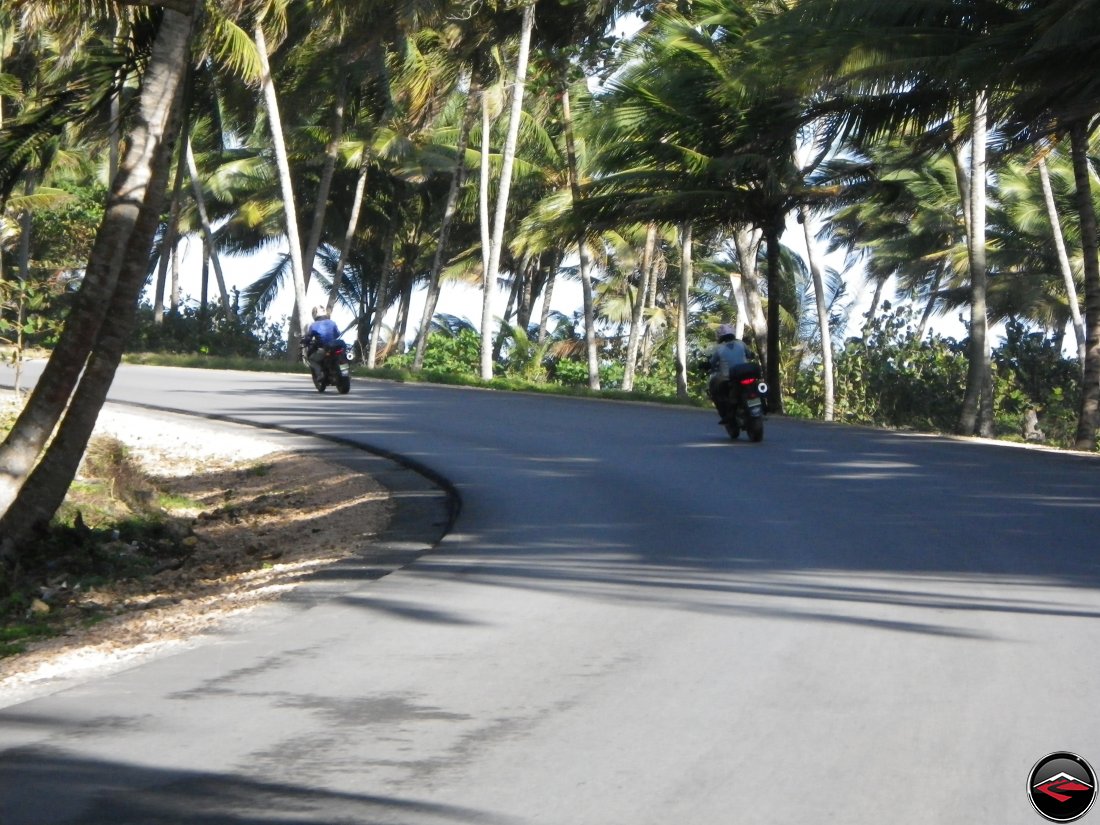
[2,363,1099,825]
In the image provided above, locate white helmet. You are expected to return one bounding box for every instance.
[312,306,327,320]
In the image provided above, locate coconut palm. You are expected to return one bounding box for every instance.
[577,0,805,402]
[1002,0,1100,448]
[1,0,200,561]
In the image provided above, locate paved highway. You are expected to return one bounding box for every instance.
[2,364,1099,824]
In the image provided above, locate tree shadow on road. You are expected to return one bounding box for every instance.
[0,746,519,825]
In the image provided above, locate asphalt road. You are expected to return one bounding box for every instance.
[2,363,1099,824]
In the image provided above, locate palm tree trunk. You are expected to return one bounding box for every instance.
[764,221,784,413]
[493,271,523,361]
[729,271,749,339]
[185,137,233,319]
[255,23,308,337]
[1038,155,1087,365]
[957,91,993,437]
[367,231,396,369]
[481,0,535,382]
[800,205,834,421]
[538,256,558,342]
[155,141,188,323]
[108,16,124,185]
[326,162,368,316]
[0,5,195,518]
[392,268,414,356]
[560,80,600,390]
[300,76,346,293]
[916,262,945,340]
[676,221,693,398]
[170,236,181,315]
[199,243,209,322]
[862,277,886,337]
[733,226,767,358]
[0,4,196,556]
[639,249,661,374]
[17,177,32,284]
[623,222,657,391]
[478,86,494,373]
[414,85,477,370]
[1070,121,1100,450]
[518,253,537,331]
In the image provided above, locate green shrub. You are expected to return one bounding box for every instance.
[827,304,967,431]
[991,320,1081,446]
[409,328,482,376]
[127,303,288,359]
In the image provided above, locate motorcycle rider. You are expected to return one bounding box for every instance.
[708,323,749,421]
[302,306,340,384]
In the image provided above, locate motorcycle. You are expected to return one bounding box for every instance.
[301,338,352,394]
[718,362,767,442]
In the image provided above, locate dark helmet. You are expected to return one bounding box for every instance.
[312,305,328,320]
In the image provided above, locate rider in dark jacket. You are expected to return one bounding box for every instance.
[708,323,748,419]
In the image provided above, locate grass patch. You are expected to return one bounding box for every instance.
[243,462,272,478]
[124,351,307,373]
[0,615,56,657]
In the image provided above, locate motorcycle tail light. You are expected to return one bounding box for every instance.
[739,377,757,385]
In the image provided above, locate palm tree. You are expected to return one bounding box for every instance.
[775,0,1036,435]
[480,1,536,381]
[1004,0,1100,449]
[1,0,200,561]
[578,1,805,405]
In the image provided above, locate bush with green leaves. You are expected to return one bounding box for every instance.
[127,303,288,359]
[413,327,479,376]
[0,277,68,353]
[29,184,106,272]
[795,305,1083,444]
[990,320,1081,445]
[816,303,968,431]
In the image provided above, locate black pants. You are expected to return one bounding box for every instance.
[308,345,327,381]
[709,375,733,418]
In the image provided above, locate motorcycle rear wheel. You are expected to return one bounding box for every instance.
[336,375,351,394]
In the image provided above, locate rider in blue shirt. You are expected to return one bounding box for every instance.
[303,306,340,382]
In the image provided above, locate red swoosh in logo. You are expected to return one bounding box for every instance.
[1037,778,1093,803]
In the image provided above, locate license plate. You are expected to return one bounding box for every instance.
[339,365,349,376]
[747,398,762,408]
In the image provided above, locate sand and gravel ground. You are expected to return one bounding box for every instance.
[0,408,394,696]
